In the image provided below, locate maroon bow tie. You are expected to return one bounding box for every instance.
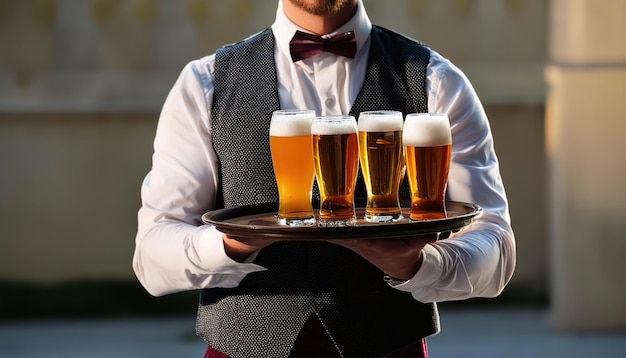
[289,30,357,62]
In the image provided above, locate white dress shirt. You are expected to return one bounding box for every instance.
[133,0,516,302]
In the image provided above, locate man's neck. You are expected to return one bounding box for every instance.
[282,0,358,35]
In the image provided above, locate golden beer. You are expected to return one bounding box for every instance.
[312,116,359,226]
[358,111,404,222]
[270,110,316,226]
[403,113,452,221]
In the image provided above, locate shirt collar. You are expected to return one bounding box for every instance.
[272,0,372,61]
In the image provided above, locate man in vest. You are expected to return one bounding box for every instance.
[133,0,516,357]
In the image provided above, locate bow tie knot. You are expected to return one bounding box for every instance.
[289,30,357,62]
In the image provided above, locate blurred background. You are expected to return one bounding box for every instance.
[1,0,625,357]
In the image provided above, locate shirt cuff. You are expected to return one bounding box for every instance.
[388,244,444,292]
[196,225,267,287]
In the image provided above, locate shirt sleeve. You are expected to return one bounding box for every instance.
[394,51,516,302]
[132,58,266,297]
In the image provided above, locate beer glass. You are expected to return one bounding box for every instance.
[358,111,404,222]
[312,115,359,227]
[270,109,316,226]
[403,113,452,221]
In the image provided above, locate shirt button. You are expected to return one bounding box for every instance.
[325,98,336,107]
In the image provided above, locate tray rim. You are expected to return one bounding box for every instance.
[202,201,482,240]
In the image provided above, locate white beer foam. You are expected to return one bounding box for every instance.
[402,113,452,146]
[358,111,403,132]
[270,111,315,137]
[311,116,357,135]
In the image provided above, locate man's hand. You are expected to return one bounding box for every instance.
[222,234,277,263]
[330,234,439,281]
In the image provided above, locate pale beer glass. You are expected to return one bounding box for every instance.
[270,109,316,226]
[358,111,405,222]
[312,115,359,226]
[403,113,452,221]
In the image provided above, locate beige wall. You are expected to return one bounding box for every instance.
[0,1,549,294]
[0,114,155,281]
[546,0,626,330]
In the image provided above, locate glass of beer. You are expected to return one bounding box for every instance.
[403,113,452,221]
[312,115,359,227]
[358,111,405,222]
[270,109,316,226]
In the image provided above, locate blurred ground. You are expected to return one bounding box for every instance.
[2,307,625,358]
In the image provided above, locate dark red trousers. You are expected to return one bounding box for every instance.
[203,316,428,358]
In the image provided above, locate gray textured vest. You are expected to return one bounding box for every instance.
[199,26,438,358]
